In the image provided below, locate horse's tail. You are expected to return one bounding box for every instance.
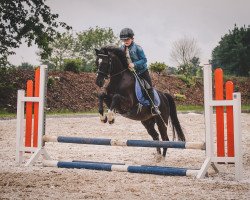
[164,93,186,141]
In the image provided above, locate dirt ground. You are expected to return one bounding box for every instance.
[0,113,249,200]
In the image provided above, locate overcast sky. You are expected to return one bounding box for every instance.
[8,0,250,66]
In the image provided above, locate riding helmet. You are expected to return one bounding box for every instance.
[120,28,134,40]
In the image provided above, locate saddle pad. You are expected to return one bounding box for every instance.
[135,78,160,107]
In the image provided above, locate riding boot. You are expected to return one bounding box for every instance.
[148,88,161,115]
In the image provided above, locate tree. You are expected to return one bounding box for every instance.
[39,32,75,71]
[211,25,250,76]
[18,62,34,70]
[76,27,119,68]
[39,27,119,71]
[170,37,200,76]
[189,56,202,76]
[0,0,71,66]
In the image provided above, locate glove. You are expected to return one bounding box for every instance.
[128,63,135,71]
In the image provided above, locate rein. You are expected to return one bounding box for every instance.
[97,54,128,79]
[110,68,128,78]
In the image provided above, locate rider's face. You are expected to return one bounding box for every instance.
[122,38,133,46]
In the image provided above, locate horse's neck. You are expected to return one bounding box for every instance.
[107,56,135,93]
[112,57,126,75]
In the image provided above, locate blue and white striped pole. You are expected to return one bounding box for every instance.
[43,160,199,177]
[43,135,205,150]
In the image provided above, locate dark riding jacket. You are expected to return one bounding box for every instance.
[121,42,148,75]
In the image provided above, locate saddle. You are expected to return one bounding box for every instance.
[135,77,160,107]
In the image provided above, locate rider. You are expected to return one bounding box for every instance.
[120,28,161,115]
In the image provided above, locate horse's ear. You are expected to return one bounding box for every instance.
[95,49,101,55]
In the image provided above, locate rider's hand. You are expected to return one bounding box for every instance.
[128,63,135,71]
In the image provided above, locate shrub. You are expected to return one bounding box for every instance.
[81,65,94,72]
[63,58,82,73]
[174,93,186,101]
[149,62,167,74]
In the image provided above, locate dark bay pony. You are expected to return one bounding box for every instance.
[95,46,185,156]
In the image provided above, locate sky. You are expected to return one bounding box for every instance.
[8,0,250,67]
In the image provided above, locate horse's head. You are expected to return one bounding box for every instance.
[95,48,112,87]
[95,47,128,88]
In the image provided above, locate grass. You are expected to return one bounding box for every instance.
[1,105,249,119]
[242,104,250,111]
[0,109,16,118]
[177,105,204,112]
[46,108,98,115]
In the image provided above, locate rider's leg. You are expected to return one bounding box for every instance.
[139,70,161,115]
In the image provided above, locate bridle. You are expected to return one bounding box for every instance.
[96,53,127,79]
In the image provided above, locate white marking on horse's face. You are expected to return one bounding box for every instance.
[98,58,102,65]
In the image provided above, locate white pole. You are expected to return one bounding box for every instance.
[203,66,214,159]
[233,93,243,180]
[16,90,25,164]
[37,65,47,148]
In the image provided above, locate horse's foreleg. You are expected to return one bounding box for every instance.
[98,92,108,123]
[107,94,129,124]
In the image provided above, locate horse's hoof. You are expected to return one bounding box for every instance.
[157,147,161,155]
[101,117,107,123]
[107,109,115,124]
[108,119,115,124]
[100,114,107,123]
[155,154,163,163]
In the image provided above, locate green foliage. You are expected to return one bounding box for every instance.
[39,27,119,72]
[149,62,167,74]
[39,32,75,71]
[177,57,202,78]
[47,76,56,88]
[211,24,250,76]
[0,0,71,66]
[63,58,82,73]
[76,27,119,69]
[174,93,186,101]
[167,67,178,75]
[81,65,94,72]
[178,75,196,87]
[18,62,34,70]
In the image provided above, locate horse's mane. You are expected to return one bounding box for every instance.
[101,46,128,67]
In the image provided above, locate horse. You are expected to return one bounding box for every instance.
[95,46,185,157]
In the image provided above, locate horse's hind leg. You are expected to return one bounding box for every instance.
[141,118,161,155]
[156,117,169,157]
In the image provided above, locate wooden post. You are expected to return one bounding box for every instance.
[25,80,33,147]
[214,68,225,157]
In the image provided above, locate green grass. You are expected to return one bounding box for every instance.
[46,108,98,115]
[0,109,16,118]
[177,104,250,113]
[176,105,204,112]
[0,105,249,119]
[242,105,250,111]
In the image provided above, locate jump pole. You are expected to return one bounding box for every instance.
[43,135,205,150]
[43,160,199,177]
[15,65,243,180]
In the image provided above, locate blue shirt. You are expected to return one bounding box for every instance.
[121,42,148,74]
